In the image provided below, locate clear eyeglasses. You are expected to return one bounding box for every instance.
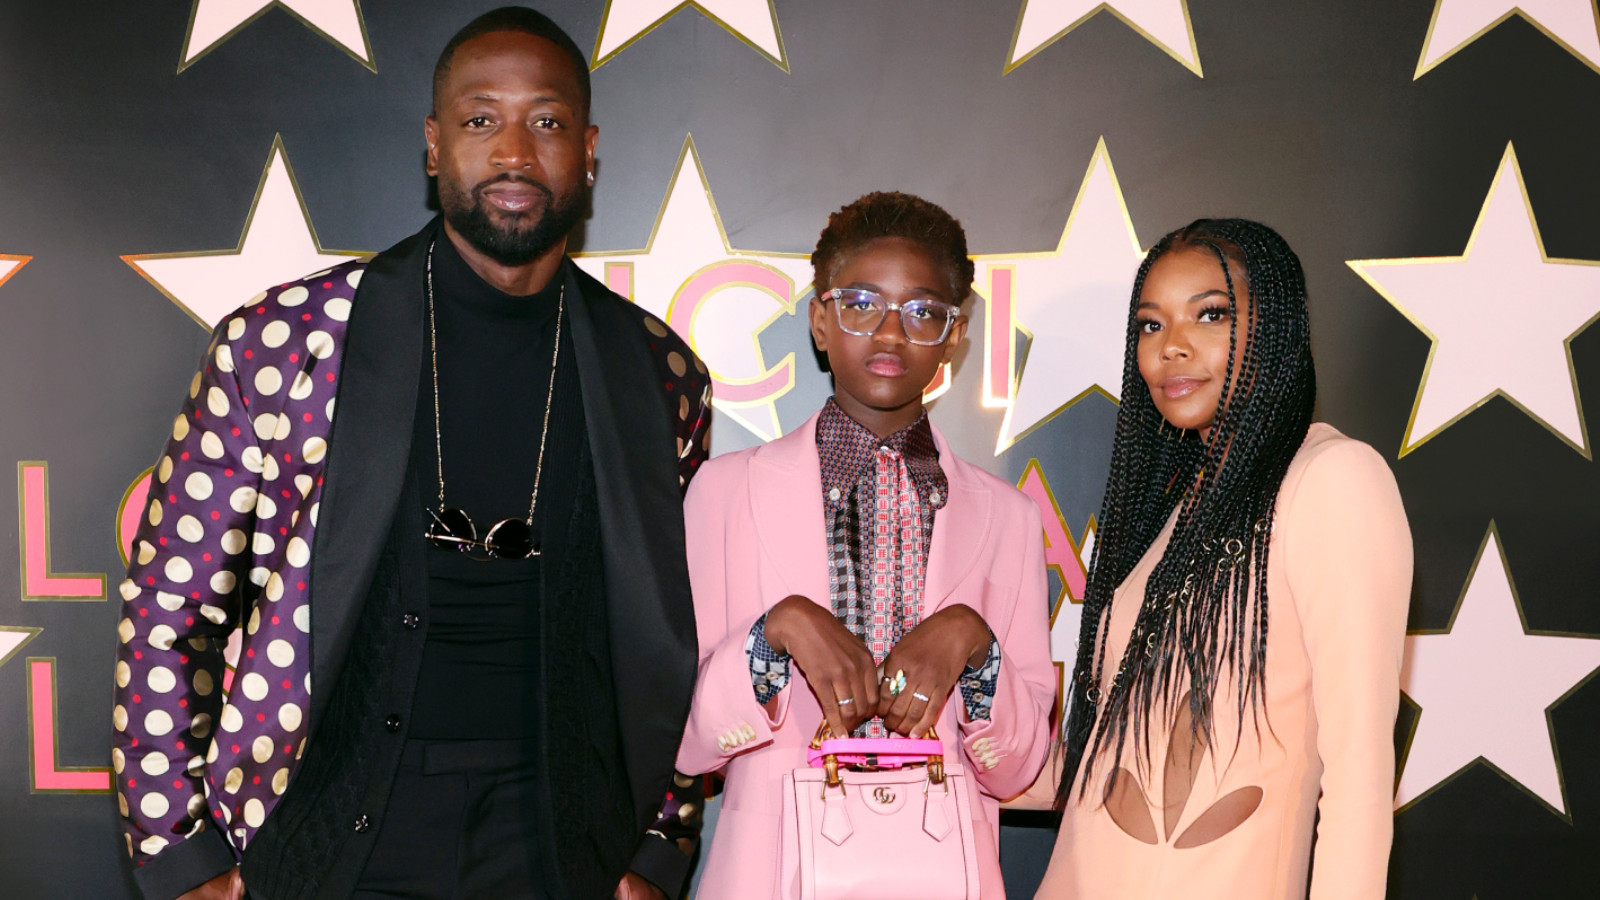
[819,288,960,346]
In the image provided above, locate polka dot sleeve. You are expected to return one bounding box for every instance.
[632,311,713,893]
[680,380,712,491]
[112,320,264,869]
[641,310,713,492]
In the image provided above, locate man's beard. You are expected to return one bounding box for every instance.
[438,173,588,267]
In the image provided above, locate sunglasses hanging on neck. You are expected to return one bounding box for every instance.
[420,238,563,560]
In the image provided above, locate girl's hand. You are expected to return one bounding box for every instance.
[876,604,992,738]
[763,595,881,736]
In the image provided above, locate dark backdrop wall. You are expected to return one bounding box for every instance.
[2,1,1598,897]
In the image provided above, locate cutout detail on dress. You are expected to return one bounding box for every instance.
[1174,786,1264,848]
[1105,767,1159,844]
[1161,692,1206,840]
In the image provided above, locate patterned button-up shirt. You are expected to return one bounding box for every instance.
[747,399,1001,731]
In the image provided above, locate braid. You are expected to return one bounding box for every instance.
[1057,219,1314,807]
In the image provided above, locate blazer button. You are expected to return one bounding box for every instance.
[401,613,420,629]
[385,715,401,732]
[354,814,371,833]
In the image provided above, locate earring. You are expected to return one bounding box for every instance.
[586,171,595,185]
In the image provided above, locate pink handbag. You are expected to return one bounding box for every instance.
[778,722,980,900]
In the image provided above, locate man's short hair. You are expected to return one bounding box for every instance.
[433,7,592,118]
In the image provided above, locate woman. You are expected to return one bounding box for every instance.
[676,192,1055,898]
[1035,219,1411,899]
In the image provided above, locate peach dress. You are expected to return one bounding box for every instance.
[1035,424,1412,900]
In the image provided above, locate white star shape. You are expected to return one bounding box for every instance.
[593,0,788,71]
[0,626,42,671]
[124,136,368,330]
[1397,524,1600,816]
[1005,0,1202,75]
[1416,0,1600,78]
[0,254,28,290]
[0,253,29,297]
[181,0,373,72]
[1348,143,1600,459]
[982,137,1146,454]
[574,136,811,442]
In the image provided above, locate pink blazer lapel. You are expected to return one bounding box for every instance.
[924,424,991,617]
[748,412,831,606]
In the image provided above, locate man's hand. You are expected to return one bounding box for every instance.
[876,604,992,738]
[615,871,667,900]
[176,868,243,900]
[763,595,880,737]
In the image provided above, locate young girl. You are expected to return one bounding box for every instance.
[676,192,1055,898]
[1035,219,1412,899]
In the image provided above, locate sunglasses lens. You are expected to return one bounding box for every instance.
[484,518,536,559]
[427,508,476,552]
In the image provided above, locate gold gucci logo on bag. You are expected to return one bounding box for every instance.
[872,786,897,805]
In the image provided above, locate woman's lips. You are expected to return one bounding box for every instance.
[866,354,906,377]
[1162,377,1204,398]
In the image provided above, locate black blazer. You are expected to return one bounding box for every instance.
[248,218,710,898]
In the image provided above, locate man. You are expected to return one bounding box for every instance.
[112,8,709,899]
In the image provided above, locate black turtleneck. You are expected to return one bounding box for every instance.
[407,233,565,740]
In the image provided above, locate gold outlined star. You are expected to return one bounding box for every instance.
[574,136,811,442]
[123,135,369,330]
[0,255,30,290]
[1397,523,1600,820]
[1415,0,1600,79]
[1004,0,1202,76]
[180,0,374,72]
[0,626,42,671]
[1348,143,1600,459]
[981,137,1146,455]
[592,0,788,72]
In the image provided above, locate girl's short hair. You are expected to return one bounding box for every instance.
[810,192,975,306]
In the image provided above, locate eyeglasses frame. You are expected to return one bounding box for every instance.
[818,288,962,346]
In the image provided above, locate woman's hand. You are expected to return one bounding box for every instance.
[876,604,992,738]
[763,595,881,737]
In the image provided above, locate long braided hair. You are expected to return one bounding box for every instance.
[1056,218,1315,806]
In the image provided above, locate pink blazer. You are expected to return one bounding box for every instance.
[676,412,1055,899]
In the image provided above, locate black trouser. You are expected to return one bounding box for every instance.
[352,738,551,900]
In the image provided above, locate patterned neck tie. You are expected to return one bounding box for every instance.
[863,445,927,737]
